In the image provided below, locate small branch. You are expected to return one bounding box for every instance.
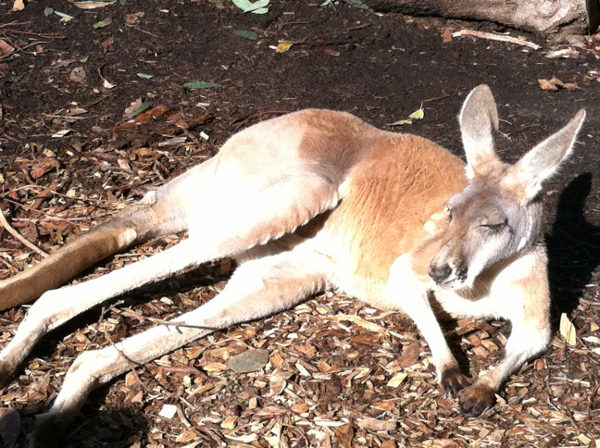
[0,206,48,257]
[452,30,541,50]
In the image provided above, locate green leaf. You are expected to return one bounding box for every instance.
[183,81,222,89]
[342,0,368,8]
[387,119,413,126]
[408,107,424,120]
[236,29,258,40]
[93,21,109,28]
[133,101,152,117]
[388,107,424,126]
[137,73,154,79]
[232,0,269,14]
[54,11,75,21]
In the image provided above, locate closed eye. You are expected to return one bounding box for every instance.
[480,223,505,231]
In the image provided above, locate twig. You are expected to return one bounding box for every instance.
[452,30,541,50]
[0,206,48,257]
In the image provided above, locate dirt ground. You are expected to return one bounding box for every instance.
[1,1,600,447]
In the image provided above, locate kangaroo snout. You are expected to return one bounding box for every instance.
[428,261,468,285]
[428,263,452,284]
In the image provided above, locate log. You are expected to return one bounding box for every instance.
[369,0,599,36]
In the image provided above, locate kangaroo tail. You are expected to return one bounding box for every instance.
[0,204,166,311]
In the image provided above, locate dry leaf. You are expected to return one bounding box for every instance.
[0,40,14,56]
[12,0,24,11]
[175,430,198,443]
[560,313,577,346]
[275,42,293,53]
[125,12,144,25]
[441,28,454,43]
[538,79,558,91]
[545,48,580,59]
[73,1,115,9]
[123,98,143,120]
[30,157,59,179]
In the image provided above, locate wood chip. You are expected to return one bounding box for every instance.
[158,404,178,419]
[560,313,577,346]
[332,314,386,334]
[387,372,407,387]
[358,417,397,431]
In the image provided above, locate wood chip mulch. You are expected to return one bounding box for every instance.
[1,109,599,448]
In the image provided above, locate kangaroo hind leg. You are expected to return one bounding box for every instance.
[28,244,333,447]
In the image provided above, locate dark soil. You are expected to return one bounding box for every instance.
[1,1,600,447]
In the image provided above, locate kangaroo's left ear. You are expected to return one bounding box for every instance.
[507,109,586,202]
[459,85,501,180]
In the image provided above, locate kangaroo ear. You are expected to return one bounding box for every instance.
[459,85,501,180]
[508,109,586,202]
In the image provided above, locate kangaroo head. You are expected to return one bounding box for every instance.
[428,85,586,289]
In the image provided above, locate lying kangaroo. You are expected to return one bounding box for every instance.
[0,85,585,446]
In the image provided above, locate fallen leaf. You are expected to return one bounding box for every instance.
[545,48,580,59]
[441,28,454,43]
[538,79,559,91]
[0,40,14,56]
[30,157,60,179]
[560,313,577,346]
[388,107,424,126]
[388,119,412,126]
[183,81,221,89]
[563,82,580,91]
[324,48,340,56]
[408,107,424,120]
[93,18,112,28]
[12,0,24,11]
[123,98,142,119]
[175,431,198,443]
[54,11,75,21]
[236,29,258,40]
[125,12,144,25]
[275,42,293,53]
[232,0,269,14]
[73,1,116,9]
[137,73,153,79]
[51,129,71,138]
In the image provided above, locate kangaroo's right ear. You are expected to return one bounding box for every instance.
[459,85,501,180]
[506,109,586,202]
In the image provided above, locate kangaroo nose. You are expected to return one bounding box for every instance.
[428,264,452,284]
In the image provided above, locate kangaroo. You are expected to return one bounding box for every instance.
[0,85,585,446]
